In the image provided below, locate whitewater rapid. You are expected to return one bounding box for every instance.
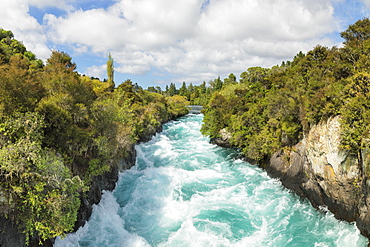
[55,114,368,247]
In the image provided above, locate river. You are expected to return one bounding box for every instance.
[55,114,368,247]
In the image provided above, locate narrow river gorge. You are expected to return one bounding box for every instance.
[55,114,368,247]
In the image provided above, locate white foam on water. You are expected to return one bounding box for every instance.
[56,114,369,247]
[135,145,154,168]
[152,135,178,160]
[55,191,150,247]
[158,218,233,247]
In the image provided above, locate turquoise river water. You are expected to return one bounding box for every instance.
[55,114,368,247]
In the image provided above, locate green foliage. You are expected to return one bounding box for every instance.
[168,82,177,96]
[166,95,190,118]
[81,75,111,97]
[340,72,370,153]
[106,53,115,91]
[341,18,370,48]
[0,30,190,244]
[241,67,270,84]
[0,29,14,40]
[0,56,45,115]
[202,18,370,162]
[0,112,84,243]
[211,76,223,91]
[46,50,76,72]
[224,73,237,84]
[161,75,232,106]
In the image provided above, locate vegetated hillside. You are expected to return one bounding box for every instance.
[0,29,189,244]
[201,18,370,240]
[201,18,370,167]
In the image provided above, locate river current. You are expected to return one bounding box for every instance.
[55,114,368,247]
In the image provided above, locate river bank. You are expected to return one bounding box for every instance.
[211,116,370,242]
[0,107,188,247]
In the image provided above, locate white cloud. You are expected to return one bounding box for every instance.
[115,0,202,46]
[84,64,106,79]
[44,8,130,53]
[361,0,370,8]
[0,0,50,59]
[197,0,336,42]
[43,0,339,82]
[113,50,155,75]
[1,0,346,85]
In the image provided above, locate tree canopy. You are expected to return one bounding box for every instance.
[201,18,370,165]
[0,29,189,244]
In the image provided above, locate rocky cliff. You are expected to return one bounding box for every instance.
[211,116,370,239]
[73,144,137,232]
[67,123,166,241]
[260,116,370,239]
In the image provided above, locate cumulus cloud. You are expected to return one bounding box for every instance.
[44,8,130,53]
[84,64,106,79]
[0,0,50,59]
[197,0,335,42]
[1,0,348,84]
[43,0,339,82]
[361,0,370,8]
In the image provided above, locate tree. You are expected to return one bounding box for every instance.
[290,51,306,67]
[0,29,14,40]
[224,73,236,84]
[341,18,370,48]
[106,53,114,91]
[240,67,269,84]
[147,86,157,93]
[210,76,223,91]
[340,18,370,72]
[117,79,134,92]
[340,72,370,154]
[168,83,177,96]
[188,83,194,95]
[179,82,187,97]
[0,112,84,243]
[165,85,169,95]
[199,81,207,94]
[0,29,41,66]
[155,86,162,94]
[46,50,76,72]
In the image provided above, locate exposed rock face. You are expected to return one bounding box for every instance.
[73,122,167,236]
[262,116,370,238]
[210,128,234,148]
[0,216,26,247]
[74,144,137,231]
[212,116,370,239]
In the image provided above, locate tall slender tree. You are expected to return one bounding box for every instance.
[107,52,115,91]
[179,82,187,97]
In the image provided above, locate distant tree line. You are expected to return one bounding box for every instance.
[147,72,239,106]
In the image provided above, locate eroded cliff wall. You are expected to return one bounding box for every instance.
[261,116,370,238]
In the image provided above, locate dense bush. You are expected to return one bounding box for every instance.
[0,29,189,244]
[201,18,370,162]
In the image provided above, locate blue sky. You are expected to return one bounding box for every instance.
[1,0,369,89]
